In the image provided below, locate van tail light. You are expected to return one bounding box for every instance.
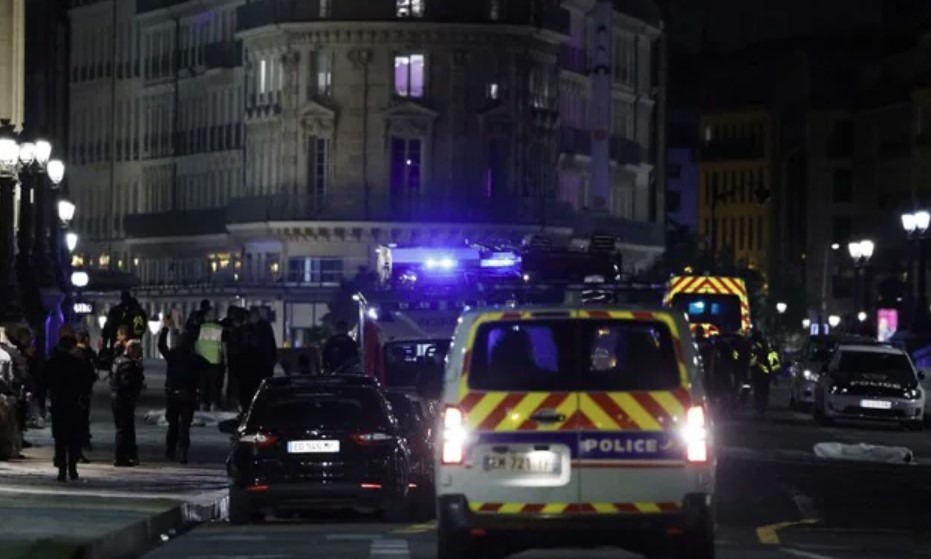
[239,432,278,449]
[352,432,394,446]
[682,405,709,464]
[441,406,467,465]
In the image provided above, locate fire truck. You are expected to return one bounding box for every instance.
[354,236,664,399]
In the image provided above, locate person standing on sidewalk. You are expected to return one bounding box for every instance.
[74,330,99,460]
[110,340,145,467]
[45,325,96,481]
[158,316,209,464]
[194,310,225,412]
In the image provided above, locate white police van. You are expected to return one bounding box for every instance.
[435,306,716,558]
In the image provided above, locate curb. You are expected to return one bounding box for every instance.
[83,490,228,559]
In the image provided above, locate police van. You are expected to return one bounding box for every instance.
[435,306,715,559]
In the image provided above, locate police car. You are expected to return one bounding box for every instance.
[435,306,715,559]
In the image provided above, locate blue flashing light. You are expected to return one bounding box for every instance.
[481,252,520,268]
[425,257,457,270]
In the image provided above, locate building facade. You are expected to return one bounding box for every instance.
[697,109,772,276]
[67,0,665,346]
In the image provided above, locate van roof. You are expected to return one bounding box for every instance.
[461,304,676,317]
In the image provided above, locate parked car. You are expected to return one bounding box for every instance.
[813,343,925,430]
[221,379,413,523]
[789,335,881,410]
[386,389,435,518]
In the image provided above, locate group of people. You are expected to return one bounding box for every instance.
[0,290,282,482]
[695,327,782,418]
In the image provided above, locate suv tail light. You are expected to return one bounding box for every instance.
[240,432,278,449]
[682,405,709,464]
[352,432,394,445]
[441,406,467,465]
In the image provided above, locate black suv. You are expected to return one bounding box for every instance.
[221,380,413,523]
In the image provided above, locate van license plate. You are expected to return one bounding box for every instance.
[860,400,892,410]
[287,440,340,454]
[483,452,559,474]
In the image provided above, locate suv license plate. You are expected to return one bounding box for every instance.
[860,399,892,410]
[483,452,560,474]
[287,440,340,454]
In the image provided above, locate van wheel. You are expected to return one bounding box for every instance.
[677,525,715,559]
[437,525,482,559]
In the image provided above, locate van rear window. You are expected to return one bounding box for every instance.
[468,320,681,392]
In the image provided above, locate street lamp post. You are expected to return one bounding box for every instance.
[848,239,875,332]
[902,211,931,331]
[0,124,20,321]
[819,242,840,332]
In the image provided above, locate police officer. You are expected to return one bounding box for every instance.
[74,330,99,461]
[159,316,209,464]
[194,310,225,412]
[110,340,145,466]
[749,330,779,417]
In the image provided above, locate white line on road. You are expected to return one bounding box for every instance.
[326,534,384,541]
[782,548,840,559]
[369,538,411,558]
[201,534,269,542]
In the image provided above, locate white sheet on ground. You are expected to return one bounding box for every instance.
[813,442,916,464]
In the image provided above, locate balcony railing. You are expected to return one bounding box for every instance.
[560,45,588,74]
[136,0,187,13]
[227,192,662,247]
[238,0,569,36]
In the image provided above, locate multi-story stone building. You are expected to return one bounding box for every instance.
[67,0,665,345]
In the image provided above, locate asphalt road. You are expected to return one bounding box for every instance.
[141,383,931,559]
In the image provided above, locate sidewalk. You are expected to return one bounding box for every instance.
[0,361,231,559]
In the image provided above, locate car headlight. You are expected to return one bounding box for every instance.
[904,388,921,400]
[802,369,818,382]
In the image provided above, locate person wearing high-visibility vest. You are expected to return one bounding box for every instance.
[749,330,779,417]
[195,311,226,412]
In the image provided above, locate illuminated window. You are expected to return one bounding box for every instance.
[394,54,425,98]
[259,59,267,94]
[319,0,331,17]
[315,51,332,97]
[396,0,423,18]
[486,82,499,100]
[72,255,85,267]
[489,0,500,20]
[98,253,110,267]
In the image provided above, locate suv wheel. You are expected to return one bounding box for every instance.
[228,489,252,525]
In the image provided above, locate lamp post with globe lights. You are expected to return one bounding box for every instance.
[0,125,21,321]
[902,210,931,331]
[848,239,875,331]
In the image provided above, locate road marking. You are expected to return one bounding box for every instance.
[202,535,268,542]
[782,548,840,559]
[369,539,410,558]
[756,519,818,545]
[391,521,436,534]
[326,534,384,541]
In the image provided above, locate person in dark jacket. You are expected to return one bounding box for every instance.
[74,330,99,460]
[102,291,148,349]
[45,325,96,481]
[323,321,358,373]
[235,308,277,411]
[185,299,212,341]
[110,340,145,466]
[158,316,209,464]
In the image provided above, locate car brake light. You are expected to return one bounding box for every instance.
[682,406,708,464]
[441,406,467,465]
[352,432,394,445]
[239,433,278,449]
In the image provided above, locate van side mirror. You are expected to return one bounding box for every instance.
[218,419,239,435]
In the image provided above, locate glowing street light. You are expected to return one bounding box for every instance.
[65,232,78,253]
[776,302,787,315]
[857,311,868,323]
[828,315,841,328]
[70,270,89,288]
[802,318,811,329]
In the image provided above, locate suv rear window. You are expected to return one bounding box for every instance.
[249,389,390,431]
[468,320,681,392]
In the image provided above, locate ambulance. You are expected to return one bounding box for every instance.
[662,275,752,336]
[435,305,715,559]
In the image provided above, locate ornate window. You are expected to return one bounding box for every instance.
[391,138,423,199]
[397,0,424,18]
[394,54,425,98]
